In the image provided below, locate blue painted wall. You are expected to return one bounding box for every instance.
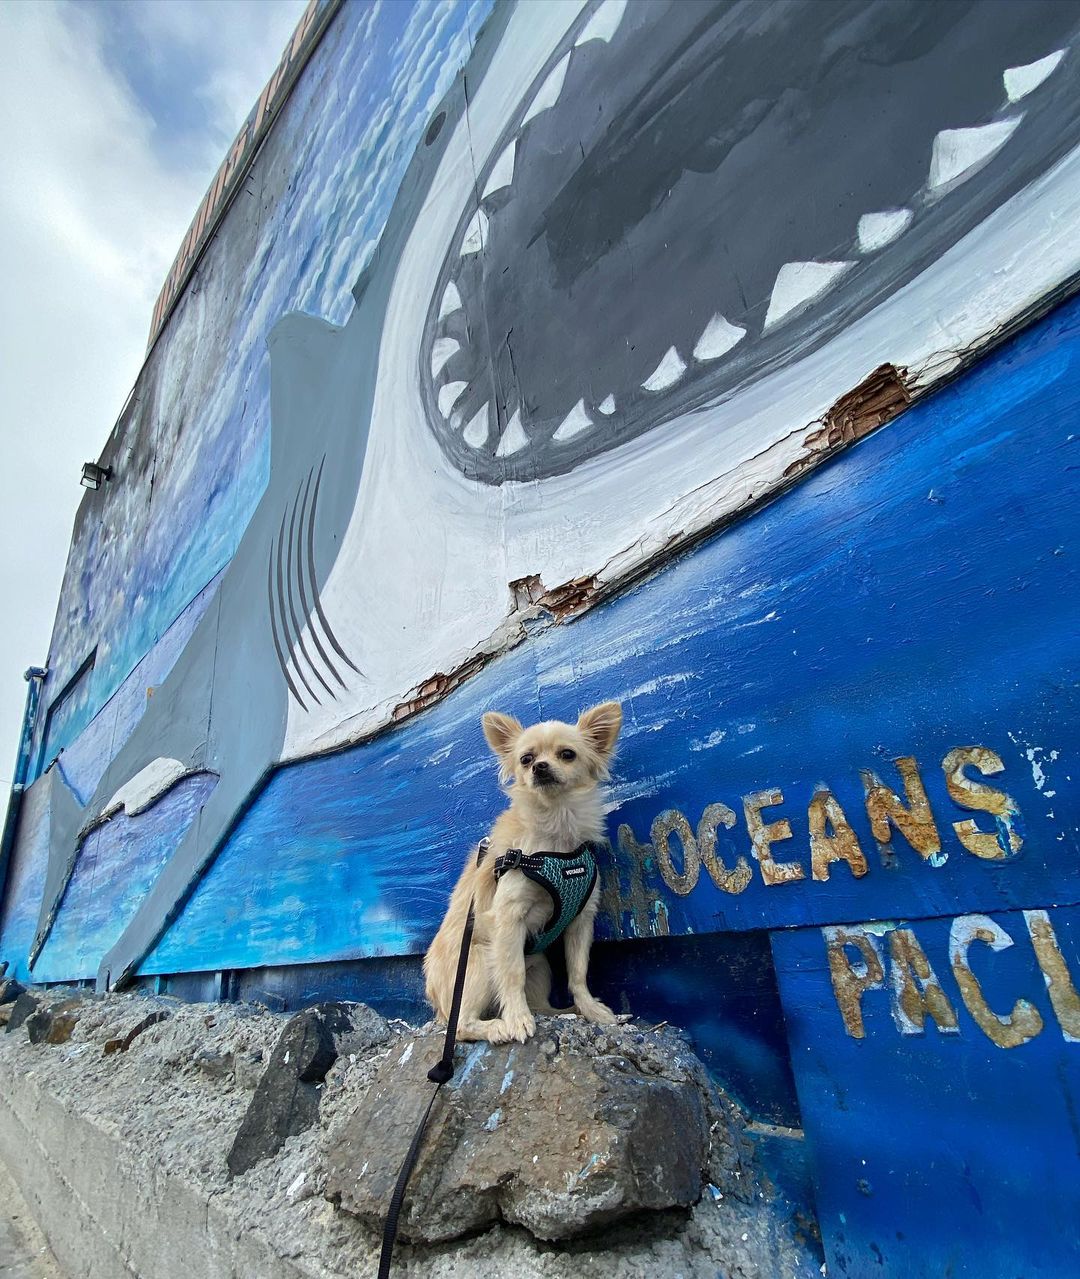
[134,288,1078,974]
[773,906,1080,1278]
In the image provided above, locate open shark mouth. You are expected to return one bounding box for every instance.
[419,0,1080,484]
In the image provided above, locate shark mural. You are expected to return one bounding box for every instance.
[12,0,1080,987]
[3,6,1079,1272]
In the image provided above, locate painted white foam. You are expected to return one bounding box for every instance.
[692,314,746,361]
[463,403,490,447]
[1004,50,1065,103]
[103,757,187,819]
[552,399,592,441]
[437,380,468,417]
[642,346,686,391]
[928,118,1023,193]
[521,52,570,126]
[857,209,914,254]
[576,0,627,46]
[482,141,516,199]
[597,394,616,415]
[430,336,460,378]
[763,261,854,330]
[495,408,528,456]
[460,208,488,256]
[438,280,462,319]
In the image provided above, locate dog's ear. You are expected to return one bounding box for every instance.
[482,711,523,759]
[577,701,622,759]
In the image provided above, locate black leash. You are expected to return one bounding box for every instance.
[377,841,486,1278]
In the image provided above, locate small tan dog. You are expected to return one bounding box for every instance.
[424,702,623,1044]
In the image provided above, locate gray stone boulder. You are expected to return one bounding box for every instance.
[324,1017,744,1244]
[228,1001,389,1177]
[0,977,25,1005]
[4,990,41,1033]
[25,998,85,1045]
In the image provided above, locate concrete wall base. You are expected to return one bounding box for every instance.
[0,1069,306,1279]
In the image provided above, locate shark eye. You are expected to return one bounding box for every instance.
[558,748,576,762]
[520,752,534,766]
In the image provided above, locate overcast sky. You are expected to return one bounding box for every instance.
[0,0,307,781]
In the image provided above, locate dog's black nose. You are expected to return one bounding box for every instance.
[532,760,553,779]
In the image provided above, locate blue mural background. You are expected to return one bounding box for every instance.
[5,276,1074,984]
[1,5,1077,1273]
[125,284,1079,975]
[32,774,217,984]
[773,905,1080,1278]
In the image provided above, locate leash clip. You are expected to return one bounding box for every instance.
[427,1059,455,1085]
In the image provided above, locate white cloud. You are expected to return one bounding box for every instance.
[0,0,304,777]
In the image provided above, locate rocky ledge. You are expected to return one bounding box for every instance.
[0,981,820,1278]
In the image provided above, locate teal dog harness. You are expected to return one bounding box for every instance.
[489,840,601,954]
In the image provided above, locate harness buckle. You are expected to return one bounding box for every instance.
[501,847,524,870]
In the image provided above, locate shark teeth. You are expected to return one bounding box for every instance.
[461,208,488,256]
[1004,49,1065,102]
[438,280,462,320]
[438,381,468,418]
[927,118,1023,194]
[483,141,517,200]
[857,209,914,254]
[463,403,490,448]
[426,27,1056,469]
[764,261,855,331]
[576,0,627,47]
[483,141,516,200]
[430,337,460,378]
[642,346,686,391]
[495,408,528,457]
[692,315,746,362]
[522,52,570,126]
[552,399,592,441]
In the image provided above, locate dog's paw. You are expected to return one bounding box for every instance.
[574,996,618,1026]
[487,1012,535,1044]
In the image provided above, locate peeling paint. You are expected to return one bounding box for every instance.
[1024,909,1080,1042]
[538,574,602,622]
[949,914,1044,1049]
[824,926,885,1039]
[887,928,959,1036]
[862,757,942,866]
[804,364,913,454]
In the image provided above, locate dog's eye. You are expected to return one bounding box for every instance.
[520,753,534,766]
[558,749,576,761]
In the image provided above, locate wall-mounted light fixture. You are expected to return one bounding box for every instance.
[80,462,112,490]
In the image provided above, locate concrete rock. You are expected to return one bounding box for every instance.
[0,978,26,1006]
[228,1002,388,1177]
[235,1048,266,1090]
[4,991,40,1034]
[25,999,85,1046]
[334,1002,393,1060]
[194,1047,235,1079]
[324,1019,722,1244]
[102,1008,171,1055]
